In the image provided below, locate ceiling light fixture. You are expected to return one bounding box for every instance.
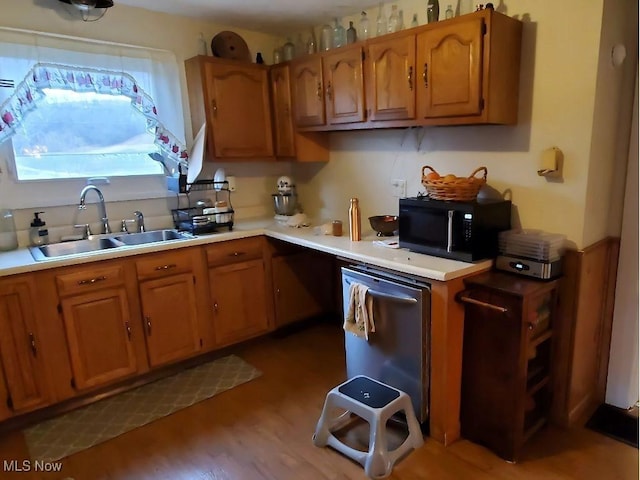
[58,0,114,22]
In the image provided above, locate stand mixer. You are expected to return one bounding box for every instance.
[272,176,302,225]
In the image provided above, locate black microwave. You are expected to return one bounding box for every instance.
[398,197,511,262]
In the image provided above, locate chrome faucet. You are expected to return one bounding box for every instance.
[133,210,145,233]
[78,185,111,234]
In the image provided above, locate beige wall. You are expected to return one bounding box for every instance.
[293,0,636,248]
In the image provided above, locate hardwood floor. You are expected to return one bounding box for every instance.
[0,321,637,480]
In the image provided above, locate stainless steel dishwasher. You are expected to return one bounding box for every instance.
[341,265,431,423]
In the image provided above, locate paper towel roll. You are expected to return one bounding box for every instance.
[187,123,207,184]
[537,147,563,177]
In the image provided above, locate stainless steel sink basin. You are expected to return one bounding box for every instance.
[112,229,186,246]
[29,229,191,261]
[30,237,120,261]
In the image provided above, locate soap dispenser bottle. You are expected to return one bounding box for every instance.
[30,211,49,246]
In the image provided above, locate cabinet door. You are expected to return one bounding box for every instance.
[366,33,416,121]
[0,277,51,413]
[416,17,484,119]
[203,61,274,158]
[209,259,270,347]
[272,252,333,327]
[270,64,296,157]
[60,287,138,390]
[291,57,325,127]
[139,273,201,367]
[323,46,365,125]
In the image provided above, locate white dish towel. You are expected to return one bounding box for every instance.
[343,281,375,340]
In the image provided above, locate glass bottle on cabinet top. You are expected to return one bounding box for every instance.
[295,34,305,57]
[411,13,419,27]
[346,21,357,44]
[358,11,370,40]
[427,0,440,22]
[320,23,333,51]
[273,47,282,64]
[388,5,400,33]
[445,4,454,18]
[375,3,387,36]
[283,38,295,61]
[306,29,317,54]
[332,18,346,48]
[398,9,405,30]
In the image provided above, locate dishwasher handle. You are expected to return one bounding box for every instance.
[368,289,418,304]
[344,278,418,305]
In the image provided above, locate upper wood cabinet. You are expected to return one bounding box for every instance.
[0,275,52,415]
[365,32,416,122]
[289,9,521,130]
[185,56,274,160]
[291,56,325,127]
[416,10,522,125]
[323,45,366,125]
[270,64,297,157]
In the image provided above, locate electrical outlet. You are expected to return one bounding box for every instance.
[227,175,237,192]
[391,179,407,198]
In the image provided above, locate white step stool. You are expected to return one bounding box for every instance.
[312,375,424,479]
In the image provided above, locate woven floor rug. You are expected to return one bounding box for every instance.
[586,403,639,448]
[24,355,261,462]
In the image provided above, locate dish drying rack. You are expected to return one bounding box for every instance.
[170,179,234,234]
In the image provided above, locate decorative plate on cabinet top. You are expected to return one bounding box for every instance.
[211,31,251,62]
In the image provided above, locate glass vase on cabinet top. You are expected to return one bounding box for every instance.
[358,11,370,40]
[332,18,346,48]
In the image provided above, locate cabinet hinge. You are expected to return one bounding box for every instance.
[200,338,203,348]
[6,394,13,410]
[480,98,485,111]
[57,304,62,314]
[361,50,365,61]
[70,377,76,389]
[481,22,487,36]
[193,276,196,285]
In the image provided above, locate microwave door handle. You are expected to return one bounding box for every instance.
[447,210,454,252]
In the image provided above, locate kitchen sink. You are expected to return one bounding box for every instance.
[29,229,192,261]
[112,229,186,246]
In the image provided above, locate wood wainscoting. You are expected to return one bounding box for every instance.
[552,237,621,427]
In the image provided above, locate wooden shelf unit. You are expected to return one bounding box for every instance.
[458,271,558,462]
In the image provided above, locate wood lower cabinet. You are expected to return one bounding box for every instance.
[271,250,334,327]
[56,262,145,391]
[136,249,203,367]
[185,56,274,160]
[459,272,558,461]
[206,237,271,347]
[365,32,417,122]
[0,274,52,416]
[323,45,365,125]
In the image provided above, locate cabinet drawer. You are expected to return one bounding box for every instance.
[206,237,264,267]
[136,249,194,280]
[56,264,125,297]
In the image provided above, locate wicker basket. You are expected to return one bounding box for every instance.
[421,165,488,201]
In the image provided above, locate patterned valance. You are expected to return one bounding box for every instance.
[0,62,188,165]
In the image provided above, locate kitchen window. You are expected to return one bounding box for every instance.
[0,28,187,208]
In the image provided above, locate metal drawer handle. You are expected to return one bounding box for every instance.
[229,251,246,257]
[456,293,508,313]
[407,66,413,91]
[125,321,132,340]
[145,316,152,335]
[155,264,177,271]
[77,275,107,285]
[423,63,428,87]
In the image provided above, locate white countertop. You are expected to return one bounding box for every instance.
[0,219,492,282]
